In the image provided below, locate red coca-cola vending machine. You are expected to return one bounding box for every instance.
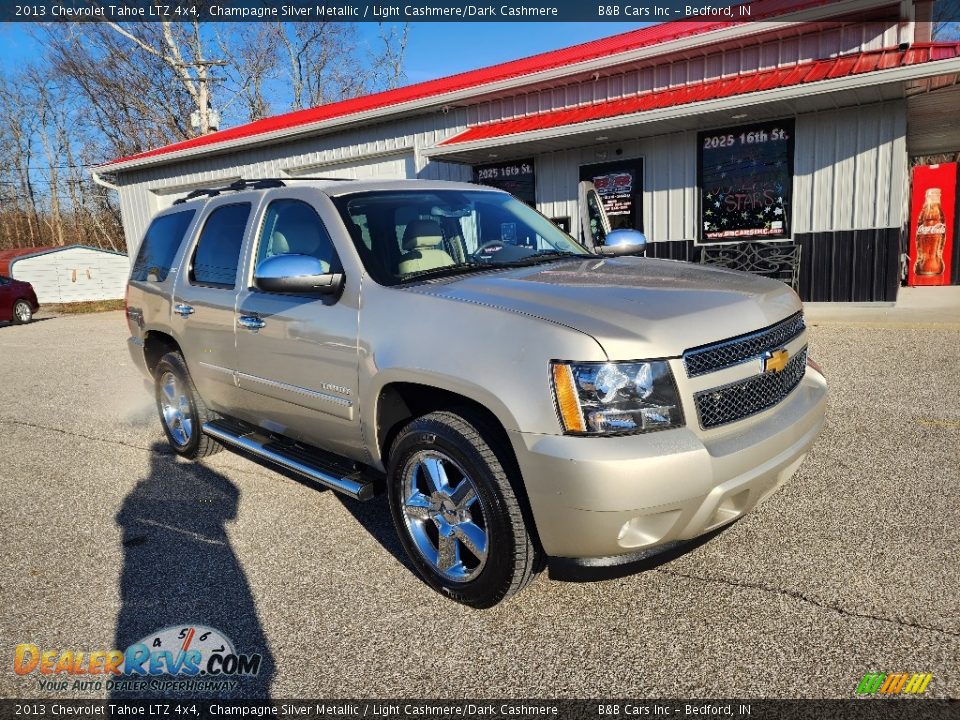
[908,162,957,286]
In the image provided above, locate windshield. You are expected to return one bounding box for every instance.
[332,189,590,286]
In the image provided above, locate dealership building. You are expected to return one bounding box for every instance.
[96,0,960,301]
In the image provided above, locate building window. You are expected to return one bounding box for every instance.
[698,119,794,243]
[472,158,536,207]
[579,159,644,232]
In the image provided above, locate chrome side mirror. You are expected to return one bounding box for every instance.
[597,229,647,256]
[254,254,344,295]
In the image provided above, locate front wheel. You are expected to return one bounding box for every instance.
[387,410,540,608]
[12,300,32,324]
[154,351,222,459]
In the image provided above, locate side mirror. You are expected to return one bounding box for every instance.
[597,229,647,256]
[254,254,344,295]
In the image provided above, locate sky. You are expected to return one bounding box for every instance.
[0,21,648,87]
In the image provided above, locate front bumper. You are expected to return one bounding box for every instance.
[508,369,827,559]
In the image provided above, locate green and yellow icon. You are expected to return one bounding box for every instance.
[856,672,932,695]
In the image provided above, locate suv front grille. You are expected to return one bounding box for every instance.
[683,312,805,378]
[693,346,807,429]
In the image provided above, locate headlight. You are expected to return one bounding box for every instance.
[551,360,684,435]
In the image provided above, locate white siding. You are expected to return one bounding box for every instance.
[116,111,472,256]
[793,100,907,233]
[11,247,130,304]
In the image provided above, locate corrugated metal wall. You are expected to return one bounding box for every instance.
[11,248,130,303]
[116,112,473,254]
[535,100,907,244]
[466,22,906,127]
[793,100,908,233]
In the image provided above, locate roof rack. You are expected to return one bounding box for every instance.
[172,176,357,204]
[172,178,286,204]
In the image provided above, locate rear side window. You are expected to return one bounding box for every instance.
[190,203,251,288]
[130,210,196,282]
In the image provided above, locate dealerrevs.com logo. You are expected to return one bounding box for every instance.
[856,672,933,696]
[14,625,262,694]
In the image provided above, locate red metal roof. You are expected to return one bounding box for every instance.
[0,246,54,276]
[101,0,843,169]
[440,43,960,146]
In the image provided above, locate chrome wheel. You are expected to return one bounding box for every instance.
[159,370,193,447]
[14,301,31,323]
[399,450,489,583]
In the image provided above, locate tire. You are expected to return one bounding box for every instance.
[12,300,32,325]
[154,351,223,459]
[387,409,540,608]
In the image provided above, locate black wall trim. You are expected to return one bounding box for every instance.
[794,228,900,302]
[644,227,901,302]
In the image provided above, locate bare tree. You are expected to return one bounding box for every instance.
[274,22,411,110]
[933,0,960,40]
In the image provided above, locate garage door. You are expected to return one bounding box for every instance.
[306,153,416,180]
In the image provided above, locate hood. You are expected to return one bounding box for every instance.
[405,256,802,359]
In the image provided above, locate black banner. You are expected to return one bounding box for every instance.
[1,699,959,720]
[698,119,794,243]
[0,1,878,23]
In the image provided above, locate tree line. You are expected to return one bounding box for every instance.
[0,20,408,255]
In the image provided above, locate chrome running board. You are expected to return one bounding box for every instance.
[202,418,375,501]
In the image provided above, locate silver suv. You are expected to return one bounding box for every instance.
[125,178,827,607]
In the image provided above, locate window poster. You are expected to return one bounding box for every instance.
[698,120,794,242]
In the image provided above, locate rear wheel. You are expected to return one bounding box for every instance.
[387,410,540,608]
[12,300,32,324]
[154,351,222,459]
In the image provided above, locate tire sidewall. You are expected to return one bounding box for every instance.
[13,301,31,324]
[154,354,203,457]
[387,415,518,607]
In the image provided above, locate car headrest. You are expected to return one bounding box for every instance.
[271,231,290,255]
[402,219,444,251]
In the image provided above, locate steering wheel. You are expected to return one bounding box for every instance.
[472,239,505,259]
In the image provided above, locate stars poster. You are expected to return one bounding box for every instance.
[698,120,794,242]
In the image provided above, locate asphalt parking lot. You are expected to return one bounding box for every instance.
[1,308,958,700]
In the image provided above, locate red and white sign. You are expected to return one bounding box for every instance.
[908,163,956,287]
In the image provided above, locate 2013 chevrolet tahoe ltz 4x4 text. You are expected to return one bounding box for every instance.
[125,178,827,607]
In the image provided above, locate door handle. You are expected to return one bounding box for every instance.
[173,303,194,317]
[238,315,266,331]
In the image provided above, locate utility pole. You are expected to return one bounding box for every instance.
[177,59,227,135]
[104,21,228,136]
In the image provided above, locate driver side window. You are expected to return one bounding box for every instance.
[256,199,338,274]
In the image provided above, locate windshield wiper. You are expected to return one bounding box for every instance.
[491,250,584,266]
[397,262,487,283]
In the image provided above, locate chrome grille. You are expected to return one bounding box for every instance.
[693,346,808,429]
[683,312,805,378]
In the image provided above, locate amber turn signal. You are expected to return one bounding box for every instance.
[551,363,586,433]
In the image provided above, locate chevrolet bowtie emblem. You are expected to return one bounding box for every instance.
[762,348,790,374]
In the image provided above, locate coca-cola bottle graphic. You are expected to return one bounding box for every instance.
[914,188,947,276]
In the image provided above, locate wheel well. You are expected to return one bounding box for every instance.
[143,331,181,377]
[376,382,545,558]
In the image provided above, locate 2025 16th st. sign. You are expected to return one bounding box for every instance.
[698,120,795,243]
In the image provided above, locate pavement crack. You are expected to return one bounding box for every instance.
[0,418,154,452]
[658,567,960,640]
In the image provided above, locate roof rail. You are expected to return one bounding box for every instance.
[172,178,286,205]
[284,176,359,182]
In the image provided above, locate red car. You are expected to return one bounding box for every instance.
[0,275,39,324]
